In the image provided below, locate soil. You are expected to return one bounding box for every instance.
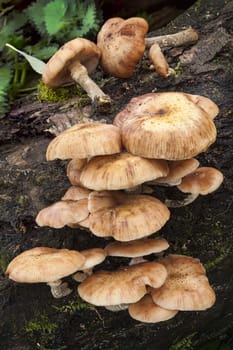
[0,1,233,349]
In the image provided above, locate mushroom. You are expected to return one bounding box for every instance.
[79,152,169,191]
[88,191,170,241]
[5,247,85,298]
[78,261,167,306]
[46,122,122,161]
[150,254,216,311]
[97,17,149,78]
[165,166,224,207]
[61,185,91,201]
[128,294,178,323]
[105,237,169,265]
[42,38,111,110]
[35,199,89,228]
[114,92,217,160]
[66,159,88,186]
[148,43,175,78]
[73,248,107,282]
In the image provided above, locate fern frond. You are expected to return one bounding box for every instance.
[0,65,13,115]
[44,0,67,36]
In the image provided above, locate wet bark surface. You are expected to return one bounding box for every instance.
[0,1,233,349]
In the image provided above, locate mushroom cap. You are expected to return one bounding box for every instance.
[148,43,170,78]
[178,166,224,195]
[80,248,107,270]
[105,237,169,258]
[36,199,89,228]
[154,158,200,186]
[66,159,87,186]
[88,190,122,213]
[79,152,169,191]
[42,38,101,87]
[150,254,216,311]
[128,294,178,323]
[97,17,149,78]
[187,94,219,120]
[61,186,91,201]
[114,92,217,160]
[89,192,170,241]
[5,247,85,283]
[78,261,167,306]
[46,123,122,160]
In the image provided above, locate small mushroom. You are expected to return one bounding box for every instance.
[148,43,175,78]
[150,254,216,311]
[114,92,217,160]
[79,152,169,191]
[128,294,178,323]
[165,166,224,207]
[66,159,88,186]
[5,247,85,298]
[61,185,91,201]
[46,122,122,161]
[97,17,149,78]
[42,38,111,110]
[78,261,167,306]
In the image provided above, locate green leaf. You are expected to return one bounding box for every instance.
[25,0,48,35]
[5,43,45,74]
[44,0,67,35]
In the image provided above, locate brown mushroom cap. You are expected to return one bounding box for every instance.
[186,94,219,120]
[79,152,169,191]
[61,186,91,201]
[5,247,85,283]
[128,294,178,323]
[150,254,216,311]
[66,159,87,186]
[78,261,167,306]
[42,38,101,87]
[46,123,122,160]
[97,17,149,78]
[105,237,169,258]
[80,248,107,270]
[178,166,224,195]
[114,92,217,160]
[149,43,173,78]
[35,199,89,228]
[89,192,170,241]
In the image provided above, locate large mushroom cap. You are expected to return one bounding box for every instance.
[42,38,101,87]
[89,192,170,241]
[78,261,167,306]
[97,17,149,78]
[128,294,178,323]
[6,247,85,283]
[114,92,217,160]
[150,254,216,311]
[46,123,122,160]
[79,152,168,191]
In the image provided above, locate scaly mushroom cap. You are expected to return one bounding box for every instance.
[178,166,224,195]
[66,159,87,186]
[46,123,122,160]
[150,254,216,311]
[128,294,178,323]
[79,152,169,191]
[5,247,85,283]
[36,199,89,228]
[78,261,167,306]
[114,92,217,160]
[105,237,169,258]
[89,192,170,241]
[97,17,149,78]
[42,38,101,87]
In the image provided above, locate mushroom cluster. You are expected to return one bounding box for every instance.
[5,17,223,325]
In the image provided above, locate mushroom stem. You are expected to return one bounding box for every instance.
[70,62,112,108]
[105,304,129,312]
[72,268,93,282]
[47,279,72,298]
[165,193,199,208]
[145,27,199,48]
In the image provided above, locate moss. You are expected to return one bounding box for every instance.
[37,80,85,103]
[52,296,95,314]
[170,334,196,350]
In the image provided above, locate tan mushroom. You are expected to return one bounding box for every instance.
[61,186,91,201]
[46,122,122,161]
[66,159,88,186]
[42,37,111,108]
[79,152,168,191]
[165,166,224,207]
[97,17,148,78]
[150,254,216,311]
[128,294,178,323]
[73,248,107,282]
[114,92,217,160]
[5,247,85,298]
[89,191,170,241]
[148,43,175,78]
[78,261,167,306]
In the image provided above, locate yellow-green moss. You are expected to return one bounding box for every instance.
[37,80,85,103]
